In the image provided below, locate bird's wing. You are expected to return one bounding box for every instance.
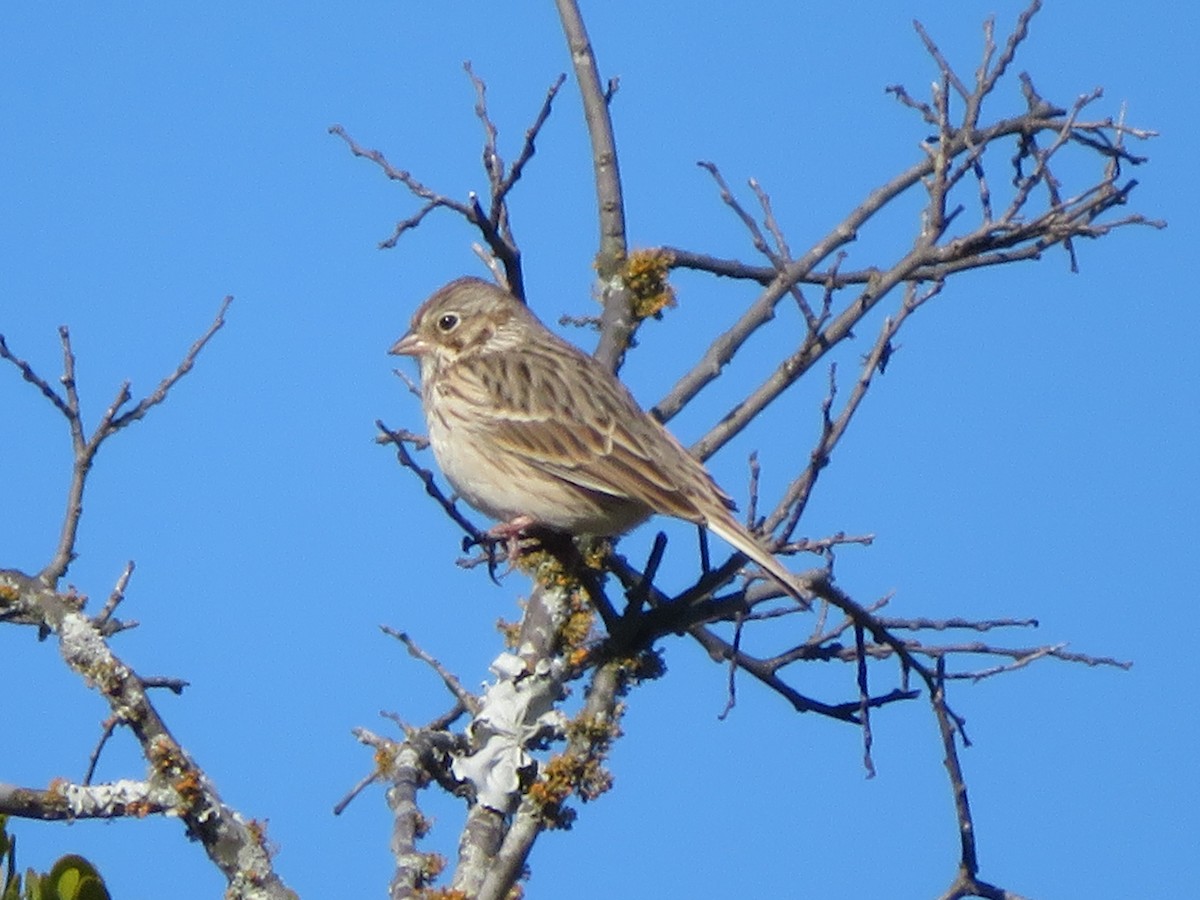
[470,341,734,525]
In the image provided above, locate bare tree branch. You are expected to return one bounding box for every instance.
[553,0,638,372]
[552,0,626,281]
[0,779,176,820]
[653,104,1158,445]
[0,297,297,898]
[382,626,481,715]
[0,569,293,898]
[331,69,564,304]
[0,297,232,585]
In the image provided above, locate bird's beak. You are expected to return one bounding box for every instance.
[389,331,425,357]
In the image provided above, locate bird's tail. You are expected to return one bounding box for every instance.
[705,514,812,609]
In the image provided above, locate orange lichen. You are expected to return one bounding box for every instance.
[623,249,677,320]
[418,853,447,882]
[567,647,590,669]
[558,593,594,652]
[527,755,578,828]
[413,886,465,900]
[495,616,521,649]
[374,743,400,775]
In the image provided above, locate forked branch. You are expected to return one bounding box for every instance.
[1,297,231,585]
[0,299,295,898]
[330,70,565,301]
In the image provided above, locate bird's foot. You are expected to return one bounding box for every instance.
[485,515,540,563]
[462,516,544,583]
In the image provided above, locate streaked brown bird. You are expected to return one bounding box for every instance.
[390,276,807,603]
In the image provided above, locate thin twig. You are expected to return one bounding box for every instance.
[82,717,119,785]
[376,419,484,544]
[95,560,135,629]
[33,297,233,585]
[382,626,481,715]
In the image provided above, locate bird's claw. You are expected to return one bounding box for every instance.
[462,516,541,584]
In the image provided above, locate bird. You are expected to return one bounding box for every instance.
[389,275,809,606]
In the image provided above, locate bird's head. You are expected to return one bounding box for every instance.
[390,277,529,364]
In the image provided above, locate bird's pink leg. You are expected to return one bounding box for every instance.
[485,514,539,562]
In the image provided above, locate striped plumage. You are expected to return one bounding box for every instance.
[390,276,806,604]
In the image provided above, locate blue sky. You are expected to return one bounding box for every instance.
[1,2,1195,898]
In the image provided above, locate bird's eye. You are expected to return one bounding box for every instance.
[437,313,460,332]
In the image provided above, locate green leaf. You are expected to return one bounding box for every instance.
[0,824,109,900]
[45,857,110,900]
[21,868,41,900]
